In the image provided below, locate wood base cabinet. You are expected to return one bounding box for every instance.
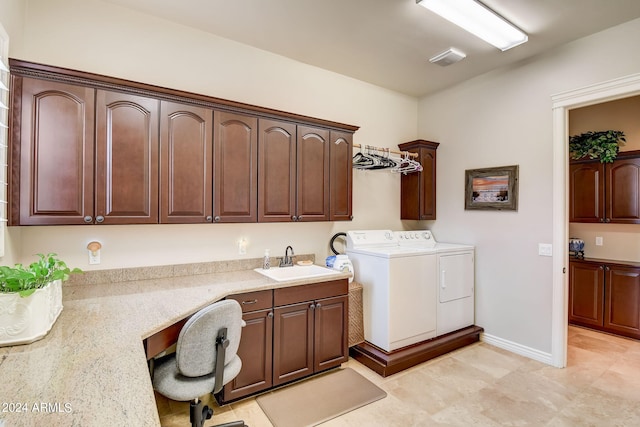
[219,279,348,403]
[569,258,640,339]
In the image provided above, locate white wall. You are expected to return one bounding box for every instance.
[418,18,640,354]
[2,0,418,269]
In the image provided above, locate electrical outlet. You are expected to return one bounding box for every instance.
[89,250,101,265]
[595,236,603,246]
[538,243,553,257]
[238,238,247,255]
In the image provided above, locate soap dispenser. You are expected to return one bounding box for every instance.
[263,249,270,270]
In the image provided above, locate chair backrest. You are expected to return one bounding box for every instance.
[175,299,243,378]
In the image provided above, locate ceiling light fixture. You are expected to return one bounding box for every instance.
[416,0,528,51]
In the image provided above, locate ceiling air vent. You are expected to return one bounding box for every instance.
[429,48,466,66]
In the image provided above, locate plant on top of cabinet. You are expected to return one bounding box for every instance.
[569,130,626,163]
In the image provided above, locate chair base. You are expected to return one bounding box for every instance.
[190,399,247,427]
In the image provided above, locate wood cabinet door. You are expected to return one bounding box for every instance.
[418,146,437,220]
[273,302,314,386]
[606,157,640,224]
[569,162,605,223]
[398,140,439,220]
[296,126,329,221]
[160,101,213,223]
[314,295,348,372]
[329,131,352,221]
[222,308,273,401]
[95,90,159,224]
[258,119,296,222]
[568,260,604,327]
[214,112,258,222]
[604,265,640,339]
[15,77,95,225]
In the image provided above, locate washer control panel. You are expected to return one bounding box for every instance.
[394,230,437,247]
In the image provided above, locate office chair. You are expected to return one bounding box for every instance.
[153,299,247,427]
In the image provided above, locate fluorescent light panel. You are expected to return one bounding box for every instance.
[417,0,528,51]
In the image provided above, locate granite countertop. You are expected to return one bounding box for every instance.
[569,257,640,268]
[0,261,349,427]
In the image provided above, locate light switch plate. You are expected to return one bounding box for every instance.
[595,236,603,246]
[538,243,553,257]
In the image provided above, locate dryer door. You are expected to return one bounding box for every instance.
[439,252,474,302]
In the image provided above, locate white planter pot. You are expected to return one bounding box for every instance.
[0,279,63,347]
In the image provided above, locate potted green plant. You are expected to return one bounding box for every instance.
[569,130,626,163]
[0,253,81,347]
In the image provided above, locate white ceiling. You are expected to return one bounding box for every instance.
[102,0,640,97]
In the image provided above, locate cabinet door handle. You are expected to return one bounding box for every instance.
[267,311,273,318]
[83,216,93,223]
[604,266,610,271]
[291,215,298,221]
[206,215,213,222]
[309,303,315,310]
[605,218,611,223]
[297,215,303,221]
[241,299,258,305]
[214,216,221,222]
[599,265,604,270]
[600,218,605,222]
[315,302,321,308]
[95,215,105,223]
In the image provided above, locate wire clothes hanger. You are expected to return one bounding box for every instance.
[352,145,422,174]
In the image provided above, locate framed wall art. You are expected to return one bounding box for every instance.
[464,165,519,211]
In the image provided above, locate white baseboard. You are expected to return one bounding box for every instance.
[480,332,553,366]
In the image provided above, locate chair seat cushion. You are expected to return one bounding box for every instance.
[153,354,242,401]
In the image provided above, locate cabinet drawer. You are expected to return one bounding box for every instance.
[227,290,273,312]
[274,279,348,307]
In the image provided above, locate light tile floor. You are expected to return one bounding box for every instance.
[156,326,640,426]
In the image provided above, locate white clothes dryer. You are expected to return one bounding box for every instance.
[395,230,475,336]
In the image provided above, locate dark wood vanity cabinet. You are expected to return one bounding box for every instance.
[569,258,640,339]
[9,60,357,226]
[219,279,348,403]
[222,290,273,401]
[569,152,640,224]
[398,139,439,220]
[272,280,348,386]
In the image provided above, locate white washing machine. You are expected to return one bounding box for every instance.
[346,230,437,352]
[395,230,475,336]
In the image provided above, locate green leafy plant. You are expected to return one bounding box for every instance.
[0,253,82,297]
[569,130,626,163]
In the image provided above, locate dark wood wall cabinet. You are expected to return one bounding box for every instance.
[569,151,640,224]
[8,59,357,225]
[219,279,348,403]
[569,258,640,340]
[397,140,439,220]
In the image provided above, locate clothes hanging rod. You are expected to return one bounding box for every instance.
[353,144,418,158]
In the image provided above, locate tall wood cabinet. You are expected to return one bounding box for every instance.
[569,258,640,340]
[397,139,439,220]
[569,151,640,224]
[9,60,357,226]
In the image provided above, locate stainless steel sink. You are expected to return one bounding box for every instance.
[254,265,341,282]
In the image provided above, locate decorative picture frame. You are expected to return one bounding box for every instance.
[464,165,519,211]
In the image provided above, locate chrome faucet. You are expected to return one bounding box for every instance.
[280,246,295,267]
